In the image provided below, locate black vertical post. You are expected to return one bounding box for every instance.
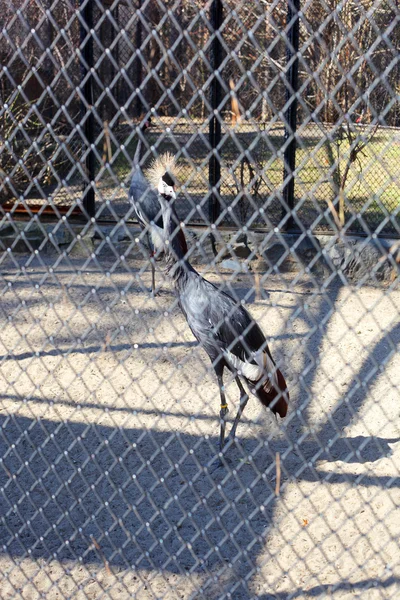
[135,0,143,118]
[45,1,54,121]
[114,3,120,125]
[209,0,223,224]
[80,0,95,217]
[282,0,300,231]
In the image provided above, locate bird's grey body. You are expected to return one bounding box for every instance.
[158,197,289,463]
[128,120,163,292]
[129,167,163,232]
[176,266,267,370]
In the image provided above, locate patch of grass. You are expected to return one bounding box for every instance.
[97,118,400,230]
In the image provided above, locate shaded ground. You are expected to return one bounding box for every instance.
[0,251,399,599]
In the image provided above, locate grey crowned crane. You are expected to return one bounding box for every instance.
[148,156,289,461]
[129,117,173,295]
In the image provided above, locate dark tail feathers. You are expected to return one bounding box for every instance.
[248,367,289,418]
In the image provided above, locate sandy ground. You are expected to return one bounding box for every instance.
[0,250,399,600]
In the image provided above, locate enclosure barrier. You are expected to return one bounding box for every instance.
[0,0,400,598]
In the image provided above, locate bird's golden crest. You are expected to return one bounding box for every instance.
[147,152,177,189]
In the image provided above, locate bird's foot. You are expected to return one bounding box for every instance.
[207,454,224,474]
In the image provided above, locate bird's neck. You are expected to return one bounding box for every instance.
[161,203,194,283]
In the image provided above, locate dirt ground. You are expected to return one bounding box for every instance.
[0,250,399,600]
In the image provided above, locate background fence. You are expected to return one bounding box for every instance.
[1,1,400,599]
[1,0,399,234]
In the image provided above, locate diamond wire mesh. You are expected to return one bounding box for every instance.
[1,0,400,598]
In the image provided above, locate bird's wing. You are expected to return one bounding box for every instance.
[129,168,163,228]
[183,279,265,361]
[201,284,278,379]
[186,279,287,415]
[211,289,266,357]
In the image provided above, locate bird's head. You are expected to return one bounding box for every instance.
[270,369,289,418]
[141,115,152,131]
[158,171,176,201]
[148,152,177,204]
[260,362,289,418]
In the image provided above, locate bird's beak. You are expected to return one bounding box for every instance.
[158,181,176,201]
[165,185,176,200]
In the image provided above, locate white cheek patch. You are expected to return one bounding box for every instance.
[157,181,176,199]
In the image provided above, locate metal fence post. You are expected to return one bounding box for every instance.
[209,0,223,225]
[282,0,300,231]
[135,0,143,118]
[80,0,95,217]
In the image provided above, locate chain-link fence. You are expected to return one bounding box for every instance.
[1,0,400,598]
[2,0,399,233]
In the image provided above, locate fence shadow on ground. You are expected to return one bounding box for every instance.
[0,410,398,579]
[257,575,400,599]
[0,412,282,576]
[0,258,399,596]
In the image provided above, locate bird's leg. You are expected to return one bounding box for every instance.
[217,373,229,453]
[150,258,156,296]
[207,371,229,473]
[147,232,157,297]
[227,377,249,443]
